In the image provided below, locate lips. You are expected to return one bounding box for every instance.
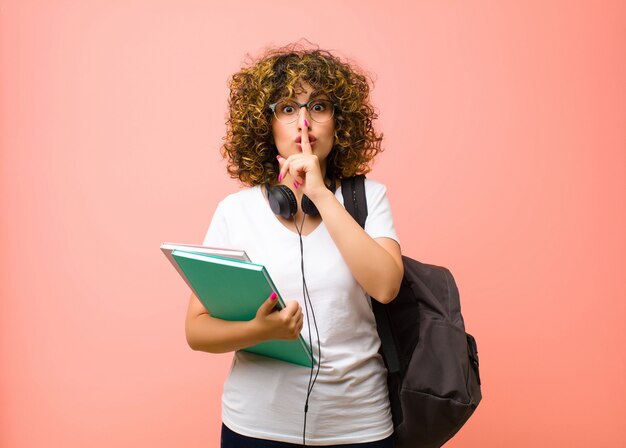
[295,135,317,144]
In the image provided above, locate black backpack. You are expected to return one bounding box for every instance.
[341,175,482,448]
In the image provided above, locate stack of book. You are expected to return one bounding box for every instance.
[161,243,314,368]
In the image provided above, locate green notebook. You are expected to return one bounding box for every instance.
[171,249,314,368]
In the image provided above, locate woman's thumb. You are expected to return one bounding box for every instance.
[258,291,279,316]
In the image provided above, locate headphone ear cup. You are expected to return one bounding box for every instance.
[301,195,319,217]
[267,184,298,219]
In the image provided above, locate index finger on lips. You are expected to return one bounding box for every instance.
[300,124,313,155]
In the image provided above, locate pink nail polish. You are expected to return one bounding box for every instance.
[270,292,277,300]
[304,119,309,127]
[278,173,283,182]
[276,155,282,160]
[293,181,299,189]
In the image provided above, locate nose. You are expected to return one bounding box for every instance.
[297,105,311,129]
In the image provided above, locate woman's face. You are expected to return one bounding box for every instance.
[271,81,335,170]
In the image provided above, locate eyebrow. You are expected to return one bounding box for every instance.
[308,90,328,99]
[279,89,329,103]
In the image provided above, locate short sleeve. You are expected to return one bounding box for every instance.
[363,180,400,245]
[202,201,230,247]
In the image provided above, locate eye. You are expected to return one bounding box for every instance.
[311,101,326,112]
[279,101,298,115]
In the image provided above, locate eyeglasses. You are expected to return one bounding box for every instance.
[269,98,336,124]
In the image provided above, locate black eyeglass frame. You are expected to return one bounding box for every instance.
[268,98,337,124]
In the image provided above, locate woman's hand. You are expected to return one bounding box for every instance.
[253,292,304,341]
[185,291,304,353]
[277,122,329,202]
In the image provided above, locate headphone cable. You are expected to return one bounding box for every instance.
[294,212,321,448]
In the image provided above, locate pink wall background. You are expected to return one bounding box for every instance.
[1,1,625,446]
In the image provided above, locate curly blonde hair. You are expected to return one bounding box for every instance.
[222,43,383,186]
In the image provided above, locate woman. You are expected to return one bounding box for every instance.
[185,44,403,447]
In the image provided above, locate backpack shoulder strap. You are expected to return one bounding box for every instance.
[341,175,401,374]
[341,175,367,227]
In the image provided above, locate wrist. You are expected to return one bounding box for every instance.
[306,184,335,204]
[247,318,269,344]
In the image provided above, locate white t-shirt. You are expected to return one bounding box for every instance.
[203,178,399,445]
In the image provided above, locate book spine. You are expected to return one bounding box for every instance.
[261,267,315,365]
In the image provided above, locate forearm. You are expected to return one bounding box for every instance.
[313,189,403,303]
[185,314,267,354]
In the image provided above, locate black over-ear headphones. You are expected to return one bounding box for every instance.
[266,176,336,219]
